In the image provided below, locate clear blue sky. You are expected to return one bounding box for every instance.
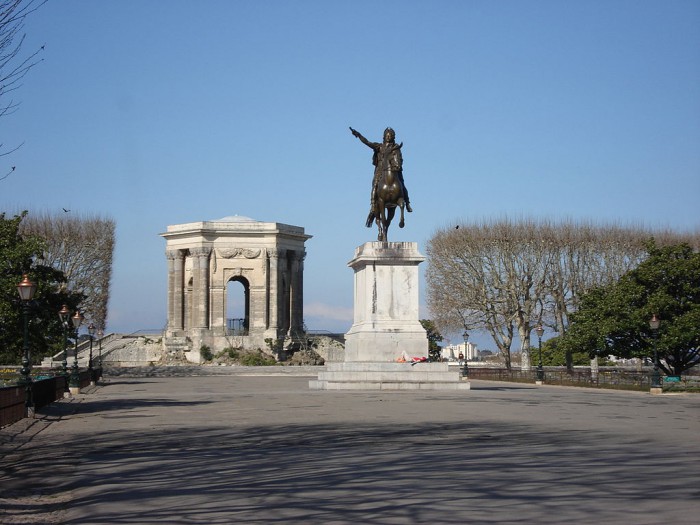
[2,0,699,349]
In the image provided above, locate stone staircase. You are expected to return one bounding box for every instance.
[42,333,170,368]
[41,338,93,368]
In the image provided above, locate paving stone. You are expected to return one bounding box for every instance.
[1,370,699,524]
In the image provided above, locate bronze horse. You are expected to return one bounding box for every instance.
[349,126,410,242]
[366,167,405,242]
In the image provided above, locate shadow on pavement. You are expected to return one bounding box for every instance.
[3,417,698,524]
[73,398,213,415]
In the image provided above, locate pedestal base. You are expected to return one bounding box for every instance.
[344,324,428,362]
[309,362,470,391]
[311,242,469,391]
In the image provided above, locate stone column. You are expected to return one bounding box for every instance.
[289,250,304,335]
[254,257,268,330]
[209,258,225,334]
[287,251,297,336]
[279,249,290,334]
[267,249,279,334]
[166,249,185,333]
[190,247,211,329]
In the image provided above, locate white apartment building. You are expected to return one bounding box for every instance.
[442,341,478,361]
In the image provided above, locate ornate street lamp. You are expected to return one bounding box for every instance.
[535,325,545,383]
[88,323,95,384]
[649,314,661,388]
[70,310,83,390]
[462,330,469,378]
[17,274,37,415]
[97,328,104,378]
[58,305,72,393]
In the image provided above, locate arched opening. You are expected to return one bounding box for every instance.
[227,276,250,335]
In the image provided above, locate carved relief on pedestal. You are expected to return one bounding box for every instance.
[217,248,262,259]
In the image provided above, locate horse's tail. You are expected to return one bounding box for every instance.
[365,210,375,228]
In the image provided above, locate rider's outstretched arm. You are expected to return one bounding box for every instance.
[349,127,375,149]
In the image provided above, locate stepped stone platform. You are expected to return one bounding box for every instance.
[309,362,470,390]
[310,241,470,391]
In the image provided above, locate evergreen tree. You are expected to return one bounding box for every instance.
[561,242,700,375]
[420,319,443,362]
[0,211,82,365]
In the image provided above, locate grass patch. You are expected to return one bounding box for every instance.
[212,347,276,366]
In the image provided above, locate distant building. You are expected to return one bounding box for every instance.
[442,341,478,361]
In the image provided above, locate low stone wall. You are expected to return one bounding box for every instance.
[102,337,163,366]
[308,335,345,363]
[103,365,322,377]
[101,333,346,366]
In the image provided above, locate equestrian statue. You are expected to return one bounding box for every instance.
[349,126,412,242]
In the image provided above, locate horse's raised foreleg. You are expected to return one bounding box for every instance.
[398,199,405,228]
[377,199,386,241]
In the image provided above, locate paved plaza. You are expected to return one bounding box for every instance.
[1,368,699,524]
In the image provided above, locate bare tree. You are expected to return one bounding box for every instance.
[1,0,46,180]
[427,218,700,370]
[546,224,699,330]
[21,212,115,331]
[427,218,551,369]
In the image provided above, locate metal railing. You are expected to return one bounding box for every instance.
[0,384,24,428]
[226,318,248,336]
[31,375,68,411]
[466,367,659,391]
[0,368,101,428]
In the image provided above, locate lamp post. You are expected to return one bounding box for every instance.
[69,310,83,393]
[535,325,545,384]
[58,305,72,394]
[462,330,469,378]
[17,274,37,416]
[87,323,95,384]
[649,314,661,389]
[97,328,104,379]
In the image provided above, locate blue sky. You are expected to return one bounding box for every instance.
[2,0,699,349]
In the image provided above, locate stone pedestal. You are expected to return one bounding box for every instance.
[345,242,428,362]
[310,242,469,391]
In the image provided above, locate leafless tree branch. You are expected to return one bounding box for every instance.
[427,217,700,370]
[1,0,47,174]
[21,211,116,331]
